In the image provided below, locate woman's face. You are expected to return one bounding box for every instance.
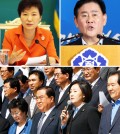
[10,108,27,125]
[70,83,84,107]
[20,6,41,30]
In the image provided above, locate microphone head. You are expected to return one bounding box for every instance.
[97,34,102,39]
[35,39,39,44]
[67,100,72,106]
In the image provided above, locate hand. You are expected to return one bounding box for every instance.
[60,107,69,126]
[98,104,104,113]
[9,45,26,64]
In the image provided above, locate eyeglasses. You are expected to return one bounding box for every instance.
[54,73,63,77]
[3,86,10,90]
[11,111,21,117]
[0,70,8,74]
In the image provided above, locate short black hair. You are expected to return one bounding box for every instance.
[18,0,43,16]
[29,70,45,86]
[108,71,120,85]
[69,80,92,103]
[74,0,106,18]
[4,78,20,93]
[8,98,28,115]
[17,75,28,84]
[55,67,73,81]
[0,67,14,73]
[37,86,55,101]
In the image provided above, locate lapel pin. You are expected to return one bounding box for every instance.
[41,35,45,40]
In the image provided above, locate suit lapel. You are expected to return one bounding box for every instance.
[110,106,120,130]
[92,78,102,93]
[40,108,57,134]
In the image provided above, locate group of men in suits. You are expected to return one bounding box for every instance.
[1,66,120,133]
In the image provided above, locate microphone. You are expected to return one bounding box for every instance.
[97,34,120,43]
[61,100,72,120]
[35,40,50,66]
[61,33,83,42]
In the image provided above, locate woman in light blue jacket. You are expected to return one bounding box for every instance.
[8,98,32,134]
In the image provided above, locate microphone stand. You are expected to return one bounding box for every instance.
[35,40,50,66]
[61,33,83,42]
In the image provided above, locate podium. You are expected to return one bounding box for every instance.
[60,45,120,66]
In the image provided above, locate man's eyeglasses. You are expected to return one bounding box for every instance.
[54,73,63,77]
[0,70,8,74]
[82,67,93,72]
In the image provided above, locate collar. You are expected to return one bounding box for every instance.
[91,77,100,88]
[46,76,54,82]
[73,69,82,77]
[111,99,120,107]
[59,84,70,92]
[82,38,103,45]
[44,106,55,116]
[73,102,85,111]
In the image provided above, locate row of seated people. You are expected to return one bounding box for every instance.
[0,67,120,134]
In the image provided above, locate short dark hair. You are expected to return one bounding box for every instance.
[8,98,28,115]
[69,80,92,103]
[18,0,43,16]
[4,78,20,93]
[74,0,106,18]
[29,70,45,86]
[37,86,55,101]
[55,67,73,81]
[17,75,28,84]
[108,71,120,85]
[0,67,14,73]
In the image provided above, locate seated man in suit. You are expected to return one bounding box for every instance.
[99,71,120,134]
[0,96,10,134]
[67,0,119,45]
[82,67,111,108]
[30,86,60,134]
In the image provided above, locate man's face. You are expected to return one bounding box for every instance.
[3,82,16,98]
[44,67,55,77]
[83,67,100,83]
[36,89,54,112]
[0,67,13,81]
[74,2,107,39]
[28,74,43,91]
[107,74,120,101]
[54,68,69,87]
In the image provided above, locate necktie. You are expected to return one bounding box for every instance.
[73,108,78,118]
[37,113,46,134]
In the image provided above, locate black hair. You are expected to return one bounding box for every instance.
[8,98,28,115]
[69,80,92,103]
[55,67,73,81]
[18,0,43,16]
[17,75,28,84]
[74,0,106,18]
[4,78,20,93]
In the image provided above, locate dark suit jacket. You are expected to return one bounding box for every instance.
[25,93,40,119]
[30,108,60,134]
[99,103,120,134]
[44,78,59,91]
[0,115,10,134]
[1,97,14,126]
[55,86,71,111]
[99,67,118,81]
[88,77,111,108]
[67,37,120,45]
[63,104,100,134]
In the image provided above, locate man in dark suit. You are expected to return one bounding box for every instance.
[30,86,60,134]
[1,78,20,125]
[67,0,120,45]
[44,67,58,90]
[83,67,110,108]
[25,70,45,119]
[54,67,73,110]
[0,67,14,102]
[0,96,10,134]
[99,71,120,134]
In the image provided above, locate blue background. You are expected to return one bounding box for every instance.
[61,0,120,45]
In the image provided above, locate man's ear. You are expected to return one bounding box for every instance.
[103,14,107,26]
[74,16,79,28]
